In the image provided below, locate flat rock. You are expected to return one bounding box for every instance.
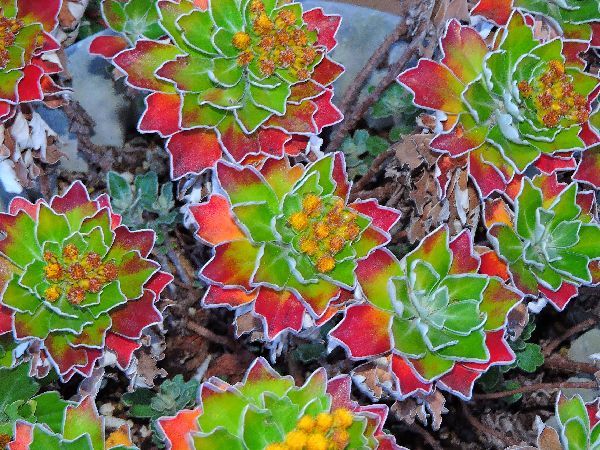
[302,1,401,104]
[568,328,600,364]
[37,32,136,174]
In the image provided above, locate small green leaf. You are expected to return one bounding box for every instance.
[516,343,544,373]
[108,172,133,212]
[370,84,419,120]
[341,130,390,179]
[134,171,159,209]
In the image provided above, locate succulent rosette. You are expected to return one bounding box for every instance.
[0,0,65,122]
[0,181,173,380]
[190,153,400,340]
[472,0,600,51]
[397,13,599,198]
[97,0,344,179]
[157,357,404,449]
[485,173,600,311]
[7,396,138,449]
[510,393,600,450]
[330,226,521,400]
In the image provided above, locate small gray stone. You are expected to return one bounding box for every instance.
[65,33,132,148]
[561,376,600,403]
[568,328,600,364]
[37,32,136,175]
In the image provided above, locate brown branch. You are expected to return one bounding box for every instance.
[337,20,409,117]
[350,148,395,196]
[411,423,444,450]
[543,355,598,375]
[474,381,598,400]
[167,246,194,285]
[461,403,519,447]
[543,317,599,357]
[326,24,430,153]
[186,321,233,349]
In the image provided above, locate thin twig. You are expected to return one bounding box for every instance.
[460,402,519,447]
[337,20,409,117]
[411,423,444,450]
[350,149,395,196]
[474,381,598,400]
[186,321,233,349]
[326,25,428,153]
[544,355,598,375]
[167,247,193,285]
[155,252,176,297]
[543,317,599,357]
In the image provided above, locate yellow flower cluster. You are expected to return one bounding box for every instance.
[42,244,118,305]
[231,0,319,80]
[518,59,589,128]
[105,428,134,448]
[288,194,361,274]
[266,408,355,450]
[0,17,24,68]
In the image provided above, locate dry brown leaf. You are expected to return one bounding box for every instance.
[391,398,428,427]
[391,390,448,431]
[507,425,562,450]
[507,303,530,341]
[136,351,167,388]
[234,310,264,342]
[393,134,431,170]
[423,391,448,431]
[352,357,394,400]
[432,0,469,30]
[56,0,90,45]
[206,353,255,383]
[402,147,479,244]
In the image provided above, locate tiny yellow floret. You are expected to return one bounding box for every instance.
[314,222,330,239]
[331,429,350,448]
[315,412,333,432]
[306,433,328,450]
[265,444,288,450]
[44,262,63,281]
[44,285,62,302]
[302,194,322,214]
[62,243,79,260]
[232,31,251,50]
[285,430,308,449]
[289,212,309,231]
[328,236,345,254]
[316,256,336,274]
[297,415,315,433]
[299,238,318,256]
[105,428,133,448]
[332,408,354,429]
[254,13,274,34]
[237,50,255,66]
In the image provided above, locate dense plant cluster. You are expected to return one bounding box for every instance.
[0,0,599,448]
[157,358,402,449]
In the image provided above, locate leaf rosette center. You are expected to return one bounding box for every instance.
[232,0,319,81]
[41,243,118,305]
[285,193,362,274]
[518,60,589,128]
